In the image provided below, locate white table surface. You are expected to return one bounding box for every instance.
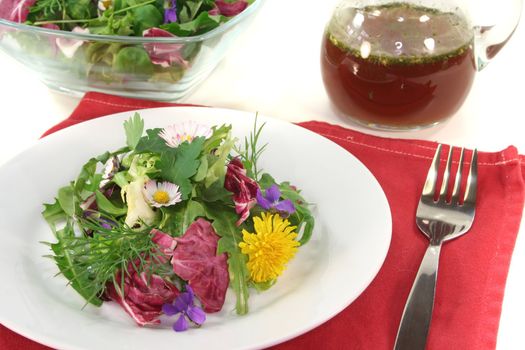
[0,0,523,348]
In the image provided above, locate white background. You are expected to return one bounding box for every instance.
[0,0,524,348]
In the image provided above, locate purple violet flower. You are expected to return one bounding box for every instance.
[162,285,206,332]
[256,184,296,215]
[164,0,177,23]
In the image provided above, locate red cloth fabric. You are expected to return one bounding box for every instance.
[2,92,524,350]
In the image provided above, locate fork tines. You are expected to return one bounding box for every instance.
[422,144,478,206]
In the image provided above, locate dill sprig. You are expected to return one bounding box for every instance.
[47,217,172,306]
[235,113,267,181]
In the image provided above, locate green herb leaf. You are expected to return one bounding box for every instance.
[160,12,226,37]
[58,184,76,216]
[46,218,164,307]
[159,199,205,236]
[198,180,232,202]
[205,135,235,188]
[42,199,66,225]
[158,138,205,199]
[202,202,250,315]
[27,0,65,24]
[65,0,97,20]
[51,220,103,306]
[193,155,208,182]
[279,180,315,245]
[132,4,163,35]
[123,113,144,150]
[259,173,316,245]
[235,114,267,180]
[203,124,232,154]
[112,172,130,190]
[176,0,215,23]
[95,190,127,216]
[135,128,168,154]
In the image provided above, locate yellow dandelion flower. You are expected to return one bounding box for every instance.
[239,213,300,283]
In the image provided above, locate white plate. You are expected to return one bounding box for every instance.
[0,107,391,350]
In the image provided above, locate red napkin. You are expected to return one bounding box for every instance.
[2,92,524,350]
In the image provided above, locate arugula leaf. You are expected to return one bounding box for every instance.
[95,190,127,216]
[48,218,162,307]
[160,12,227,37]
[258,173,275,189]
[112,171,130,189]
[259,173,316,245]
[123,113,144,150]
[158,138,205,199]
[42,199,66,225]
[203,124,232,154]
[176,0,216,23]
[279,181,316,245]
[51,221,103,306]
[202,201,250,315]
[178,0,203,23]
[205,136,235,188]
[159,199,206,236]
[294,206,315,245]
[198,180,232,202]
[74,152,111,197]
[58,184,77,217]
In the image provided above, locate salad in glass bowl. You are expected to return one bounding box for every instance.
[41,114,315,331]
[0,0,260,100]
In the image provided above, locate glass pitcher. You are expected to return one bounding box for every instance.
[321,0,523,130]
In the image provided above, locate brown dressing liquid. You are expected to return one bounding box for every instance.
[321,3,476,128]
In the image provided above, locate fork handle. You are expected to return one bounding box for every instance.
[394,243,442,350]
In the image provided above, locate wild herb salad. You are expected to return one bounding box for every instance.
[42,114,314,331]
[0,0,255,84]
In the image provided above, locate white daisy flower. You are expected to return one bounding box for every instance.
[143,180,182,208]
[98,0,113,11]
[158,121,212,148]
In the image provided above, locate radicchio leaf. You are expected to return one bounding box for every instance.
[224,157,258,226]
[0,0,36,22]
[105,262,180,326]
[142,28,189,68]
[171,218,229,312]
[214,0,248,17]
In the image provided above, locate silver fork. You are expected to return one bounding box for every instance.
[394,144,478,350]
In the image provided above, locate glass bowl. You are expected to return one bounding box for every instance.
[0,0,262,101]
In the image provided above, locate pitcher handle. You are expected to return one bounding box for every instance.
[472,0,523,70]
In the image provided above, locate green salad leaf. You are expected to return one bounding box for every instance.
[202,201,250,315]
[160,12,227,36]
[123,112,145,150]
[158,137,205,199]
